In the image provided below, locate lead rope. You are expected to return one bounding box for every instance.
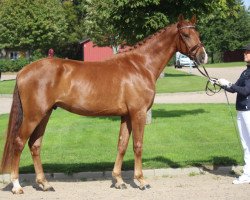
[194,61,242,151]
[224,90,243,152]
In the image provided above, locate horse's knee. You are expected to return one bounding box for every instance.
[28,142,41,156]
[133,141,142,155]
[118,145,127,156]
[14,137,25,152]
[118,136,129,155]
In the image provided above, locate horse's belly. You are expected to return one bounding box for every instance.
[57,100,127,117]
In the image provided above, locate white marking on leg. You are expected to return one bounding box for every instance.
[12,178,23,193]
[12,179,21,188]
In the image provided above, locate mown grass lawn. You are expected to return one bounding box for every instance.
[0,104,242,174]
[156,67,206,93]
[0,80,15,94]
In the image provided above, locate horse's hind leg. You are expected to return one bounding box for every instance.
[28,110,54,191]
[11,118,41,194]
[112,115,132,189]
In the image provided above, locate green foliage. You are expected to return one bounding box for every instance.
[57,0,87,59]
[110,0,243,45]
[0,0,68,51]
[111,0,169,44]
[0,58,29,72]
[0,0,248,59]
[80,0,118,47]
[199,2,250,62]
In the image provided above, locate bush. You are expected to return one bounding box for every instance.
[0,58,30,72]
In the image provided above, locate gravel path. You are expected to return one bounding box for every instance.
[1,171,250,200]
[177,66,245,83]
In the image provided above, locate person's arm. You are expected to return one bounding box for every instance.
[218,78,240,93]
[221,85,236,93]
[230,78,250,96]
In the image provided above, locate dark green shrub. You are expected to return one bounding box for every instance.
[0,58,30,72]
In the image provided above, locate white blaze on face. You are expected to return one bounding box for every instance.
[203,47,208,64]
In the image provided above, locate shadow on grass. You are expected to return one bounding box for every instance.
[0,79,16,82]
[18,156,181,175]
[93,109,207,122]
[163,72,194,78]
[18,156,237,176]
[152,108,206,118]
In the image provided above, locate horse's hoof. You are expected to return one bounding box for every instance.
[115,183,127,189]
[12,187,24,194]
[43,186,55,192]
[139,184,151,190]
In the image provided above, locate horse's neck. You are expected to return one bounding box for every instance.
[139,25,177,79]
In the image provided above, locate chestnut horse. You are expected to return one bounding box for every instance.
[1,15,207,194]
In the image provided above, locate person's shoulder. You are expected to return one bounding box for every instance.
[243,69,250,79]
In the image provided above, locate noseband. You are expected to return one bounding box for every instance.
[178,25,204,59]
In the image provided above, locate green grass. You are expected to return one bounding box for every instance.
[156,67,206,93]
[0,80,16,94]
[0,104,243,174]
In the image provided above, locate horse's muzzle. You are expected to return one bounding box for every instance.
[195,50,208,65]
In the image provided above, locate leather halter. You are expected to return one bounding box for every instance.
[178,25,204,59]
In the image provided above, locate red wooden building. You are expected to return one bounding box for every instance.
[80,39,114,61]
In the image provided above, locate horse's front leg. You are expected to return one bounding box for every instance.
[112,115,132,189]
[131,110,151,190]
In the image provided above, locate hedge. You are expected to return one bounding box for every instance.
[0,58,30,72]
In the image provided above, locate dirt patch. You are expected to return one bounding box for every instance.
[1,172,250,200]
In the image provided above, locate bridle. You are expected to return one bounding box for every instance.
[178,25,204,59]
[178,25,221,96]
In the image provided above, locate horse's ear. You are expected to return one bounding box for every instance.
[190,15,197,24]
[178,14,184,22]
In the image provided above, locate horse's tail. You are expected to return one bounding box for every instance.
[0,84,23,173]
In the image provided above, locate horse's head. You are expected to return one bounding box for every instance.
[176,15,208,65]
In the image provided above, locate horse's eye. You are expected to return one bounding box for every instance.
[183,33,189,38]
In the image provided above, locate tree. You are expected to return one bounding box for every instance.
[199,1,250,62]
[56,0,88,59]
[79,0,121,51]
[81,0,242,47]
[0,0,68,54]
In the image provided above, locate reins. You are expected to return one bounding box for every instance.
[178,24,221,95]
[193,62,222,96]
[178,24,242,152]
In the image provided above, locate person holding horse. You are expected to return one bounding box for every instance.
[218,44,250,184]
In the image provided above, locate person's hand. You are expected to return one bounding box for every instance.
[218,78,232,87]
